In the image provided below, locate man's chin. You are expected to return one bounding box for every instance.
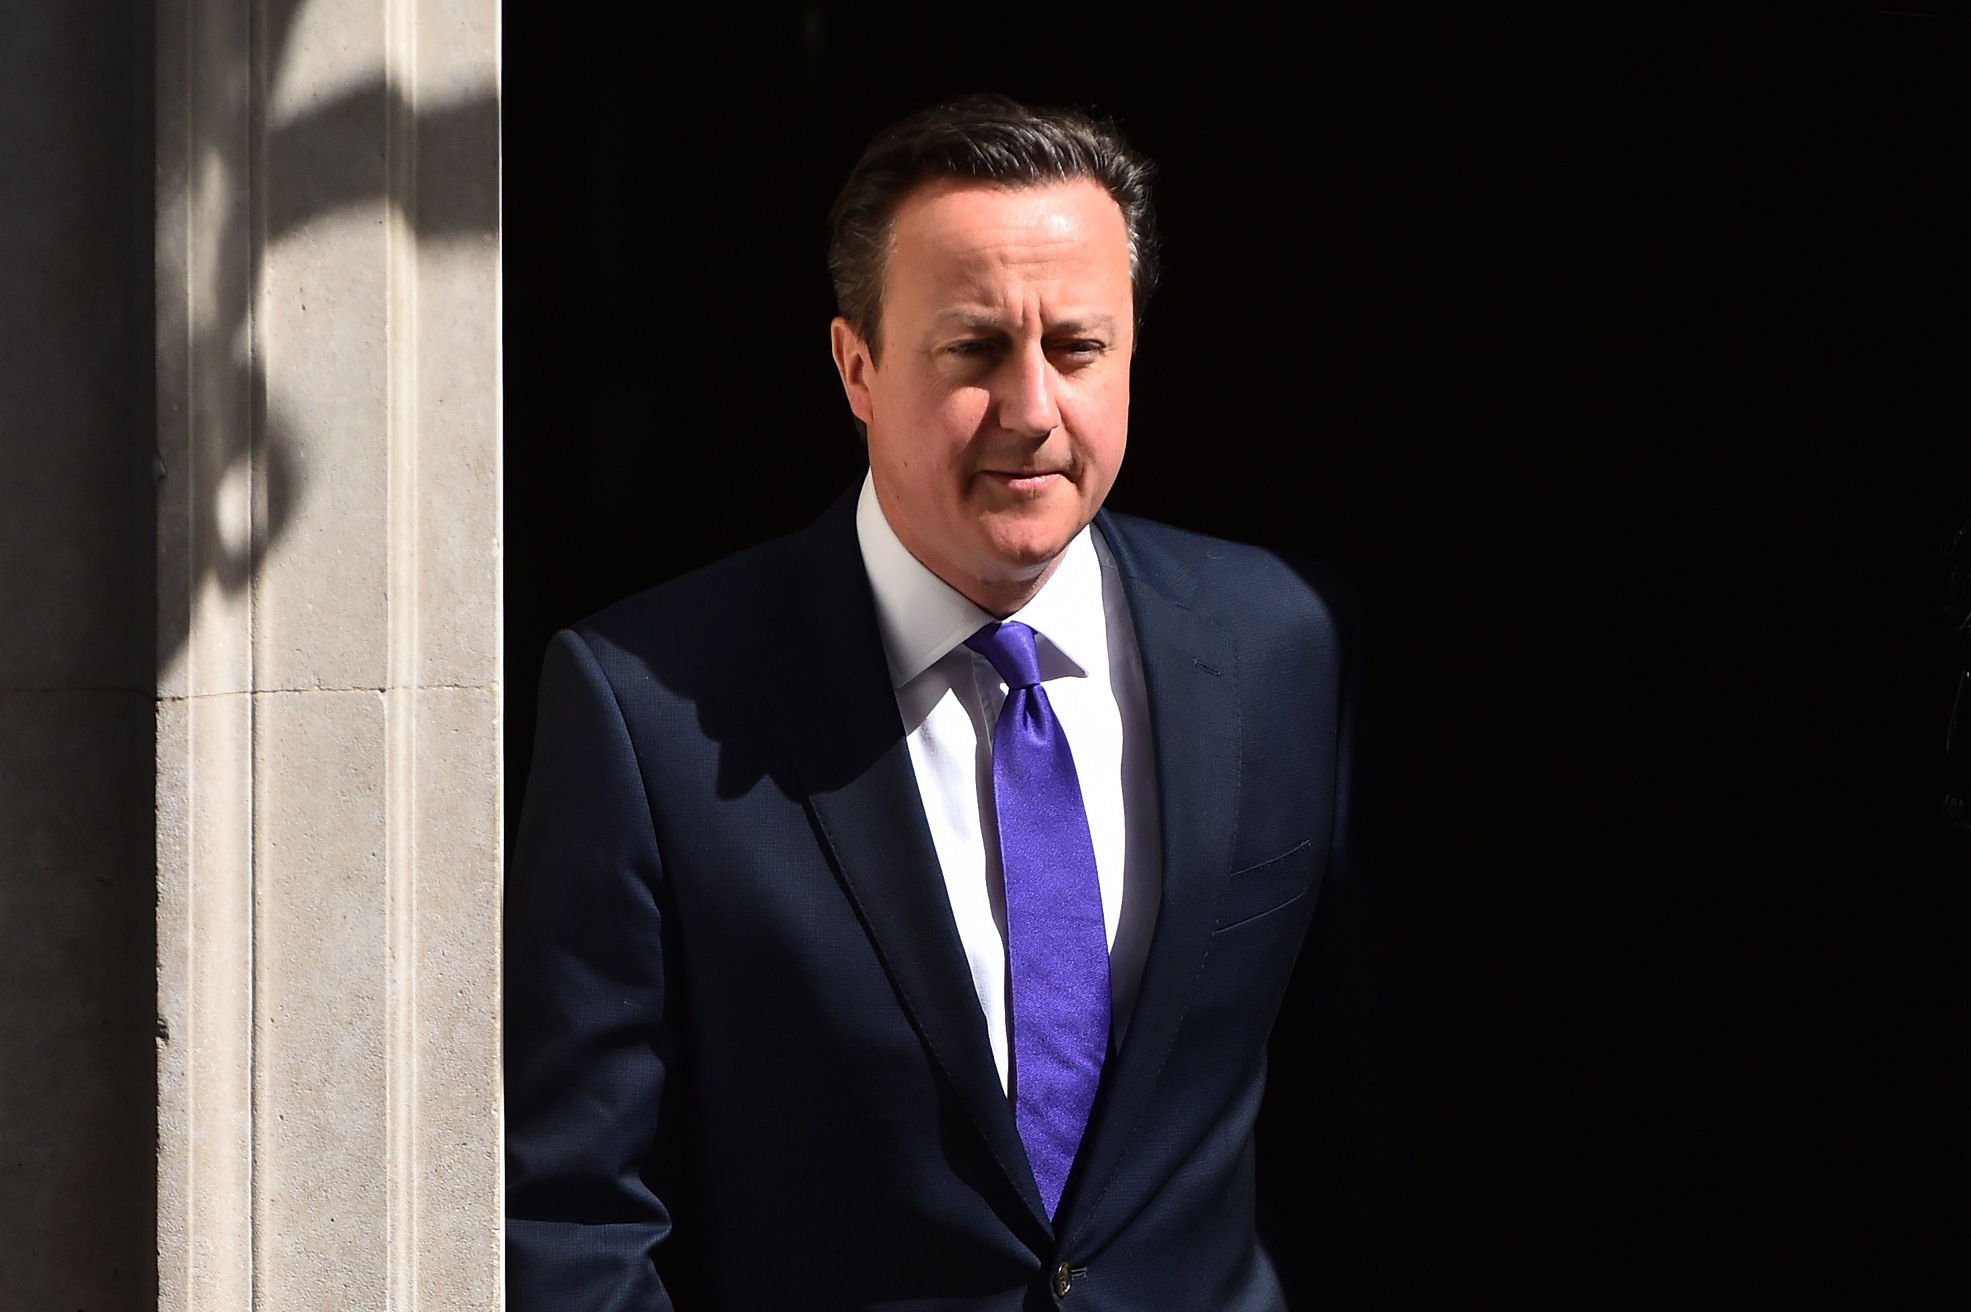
[973,519,1082,579]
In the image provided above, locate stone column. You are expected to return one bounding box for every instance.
[155,1,502,1308]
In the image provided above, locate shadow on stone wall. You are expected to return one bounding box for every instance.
[160,0,498,673]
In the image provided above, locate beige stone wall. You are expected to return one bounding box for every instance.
[155,1,503,1308]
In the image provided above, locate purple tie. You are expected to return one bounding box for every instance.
[965,620,1110,1218]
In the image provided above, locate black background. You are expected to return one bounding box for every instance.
[504,4,1970,1305]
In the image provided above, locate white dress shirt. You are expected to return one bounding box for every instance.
[855,473,1162,1093]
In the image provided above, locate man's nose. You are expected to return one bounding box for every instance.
[996,343,1061,438]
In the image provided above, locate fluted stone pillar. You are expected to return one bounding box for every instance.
[154,2,502,1308]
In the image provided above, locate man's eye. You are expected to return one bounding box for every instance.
[1053,340,1105,358]
[947,340,993,357]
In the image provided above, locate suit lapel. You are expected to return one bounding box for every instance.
[1056,512,1244,1247]
[764,487,1051,1238]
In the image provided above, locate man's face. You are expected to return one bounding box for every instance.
[831,178,1135,613]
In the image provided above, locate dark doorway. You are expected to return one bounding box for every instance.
[504,5,1970,1305]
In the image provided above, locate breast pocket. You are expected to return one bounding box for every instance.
[1213,838,1318,931]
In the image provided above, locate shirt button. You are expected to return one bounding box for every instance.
[1052,1262,1073,1298]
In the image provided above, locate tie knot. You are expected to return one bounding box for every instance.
[964,620,1044,690]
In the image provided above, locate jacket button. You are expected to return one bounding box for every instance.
[1052,1262,1073,1298]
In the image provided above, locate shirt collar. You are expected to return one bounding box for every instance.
[855,471,1105,690]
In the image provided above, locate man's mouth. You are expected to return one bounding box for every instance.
[979,469,1070,494]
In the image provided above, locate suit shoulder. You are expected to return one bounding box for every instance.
[566,532,797,679]
[1100,511,1361,651]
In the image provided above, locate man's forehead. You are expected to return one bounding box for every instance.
[892,178,1129,259]
[931,304,1120,332]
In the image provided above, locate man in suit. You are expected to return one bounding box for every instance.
[506,96,1422,1310]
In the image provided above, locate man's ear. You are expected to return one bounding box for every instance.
[829,317,876,430]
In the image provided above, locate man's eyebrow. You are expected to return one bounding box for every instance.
[1045,317,1117,336]
[934,310,1009,332]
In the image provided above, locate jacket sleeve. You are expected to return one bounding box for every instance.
[506,629,679,1312]
[1256,564,1434,1310]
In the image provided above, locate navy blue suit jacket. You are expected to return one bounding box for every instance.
[506,484,1422,1310]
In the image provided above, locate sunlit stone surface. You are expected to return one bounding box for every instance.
[154,2,503,1308]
